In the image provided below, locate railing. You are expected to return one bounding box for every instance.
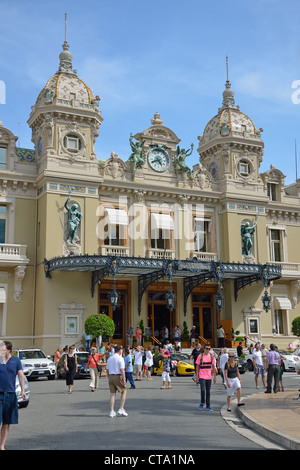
[101,245,130,257]
[148,248,176,259]
[191,251,218,262]
[0,244,27,257]
[270,261,300,278]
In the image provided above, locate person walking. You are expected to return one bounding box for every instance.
[133,346,143,381]
[195,344,217,411]
[126,326,134,349]
[218,347,229,388]
[224,352,245,411]
[54,347,62,377]
[0,341,26,450]
[124,348,135,389]
[87,347,103,391]
[190,342,203,384]
[106,345,127,417]
[265,343,281,393]
[160,349,172,389]
[64,345,78,394]
[145,347,154,380]
[252,342,266,389]
[216,325,225,348]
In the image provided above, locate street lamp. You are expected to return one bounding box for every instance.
[262,289,271,312]
[108,285,119,310]
[165,287,176,312]
[215,288,224,312]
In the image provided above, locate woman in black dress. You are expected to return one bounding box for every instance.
[64,345,78,394]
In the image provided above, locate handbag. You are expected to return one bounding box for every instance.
[144,358,152,368]
[92,355,102,375]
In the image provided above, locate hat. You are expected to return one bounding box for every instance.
[91,347,97,351]
[163,349,170,356]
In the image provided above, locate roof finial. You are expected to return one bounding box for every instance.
[65,12,67,43]
[58,12,74,74]
[226,56,229,83]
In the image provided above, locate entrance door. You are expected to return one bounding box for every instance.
[147,285,176,343]
[192,306,214,346]
[99,293,125,345]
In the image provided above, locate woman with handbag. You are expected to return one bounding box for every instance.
[87,347,103,391]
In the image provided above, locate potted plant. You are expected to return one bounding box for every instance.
[181,321,190,348]
[84,313,115,350]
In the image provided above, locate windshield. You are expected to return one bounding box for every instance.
[19,350,46,360]
[171,353,190,361]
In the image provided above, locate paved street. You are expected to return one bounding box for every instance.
[7,369,299,451]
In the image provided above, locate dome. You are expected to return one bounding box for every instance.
[31,40,100,113]
[198,79,262,147]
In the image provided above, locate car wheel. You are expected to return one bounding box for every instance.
[48,374,55,380]
[247,359,254,371]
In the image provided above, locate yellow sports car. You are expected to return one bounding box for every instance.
[153,353,195,376]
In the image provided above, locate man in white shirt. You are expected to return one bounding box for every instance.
[252,342,266,389]
[106,345,127,417]
[133,346,143,381]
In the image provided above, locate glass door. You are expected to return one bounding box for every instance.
[192,305,214,346]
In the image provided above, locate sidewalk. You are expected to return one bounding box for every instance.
[237,387,300,450]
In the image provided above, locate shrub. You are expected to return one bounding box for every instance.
[292,316,300,337]
[84,314,115,343]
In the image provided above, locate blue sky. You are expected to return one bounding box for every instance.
[1,0,300,184]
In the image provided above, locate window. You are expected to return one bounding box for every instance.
[150,213,174,250]
[274,309,284,334]
[238,160,250,177]
[0,146,7,169]
[194,218,211,252]
[0,205,7,243]
[267,183,277,201]
[270,229,282,262]
[63,134,82,154]
[103,208,128,246]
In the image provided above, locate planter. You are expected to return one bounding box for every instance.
[180,341,190,349]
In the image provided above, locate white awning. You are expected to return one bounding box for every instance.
[0,288,6,303]
[105,208,128,226]
[273,297,292,310]
[151,213,174,231]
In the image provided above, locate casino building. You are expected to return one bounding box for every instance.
[0,34,299,353]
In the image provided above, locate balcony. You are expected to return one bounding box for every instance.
[0,244,29,267]
[148,248,176,260]
[100,245,130,257]
[191,251,218,262]
[270,261,300,280]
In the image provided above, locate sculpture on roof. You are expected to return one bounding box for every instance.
[128,133,145,171]
[175,143,194,178]
[241,215,258,256]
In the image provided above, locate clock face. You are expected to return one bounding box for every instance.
[147,147,170,173]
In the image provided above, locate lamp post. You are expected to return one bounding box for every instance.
[108,259,119,310]
[165,287,176,312]
[216,288,224,312]
[262,289,271,313]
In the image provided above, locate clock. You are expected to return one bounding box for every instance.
[147,146,170,173]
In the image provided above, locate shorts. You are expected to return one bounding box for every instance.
[108,375,126,393]
[191,338,195,343]
[253,364,265,375]
[226,377,241,396]
[134,364,142,373]
[0,392,18,425]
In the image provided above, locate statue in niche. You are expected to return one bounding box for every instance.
[241,215,258,256]
[128,133,145,171]
[64,194,83,244]
[175,144,194,178]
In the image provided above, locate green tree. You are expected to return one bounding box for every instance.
[84,314,115,348]
[292,316,300,337]
[181,321,190,341]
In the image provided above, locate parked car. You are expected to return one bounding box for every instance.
[245,349,300,372]
[153,353,195,376]
[56,352,91,379]
[13,348,56,381]
[16,375,30,408]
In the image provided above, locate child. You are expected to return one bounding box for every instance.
[160,349,172,389]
